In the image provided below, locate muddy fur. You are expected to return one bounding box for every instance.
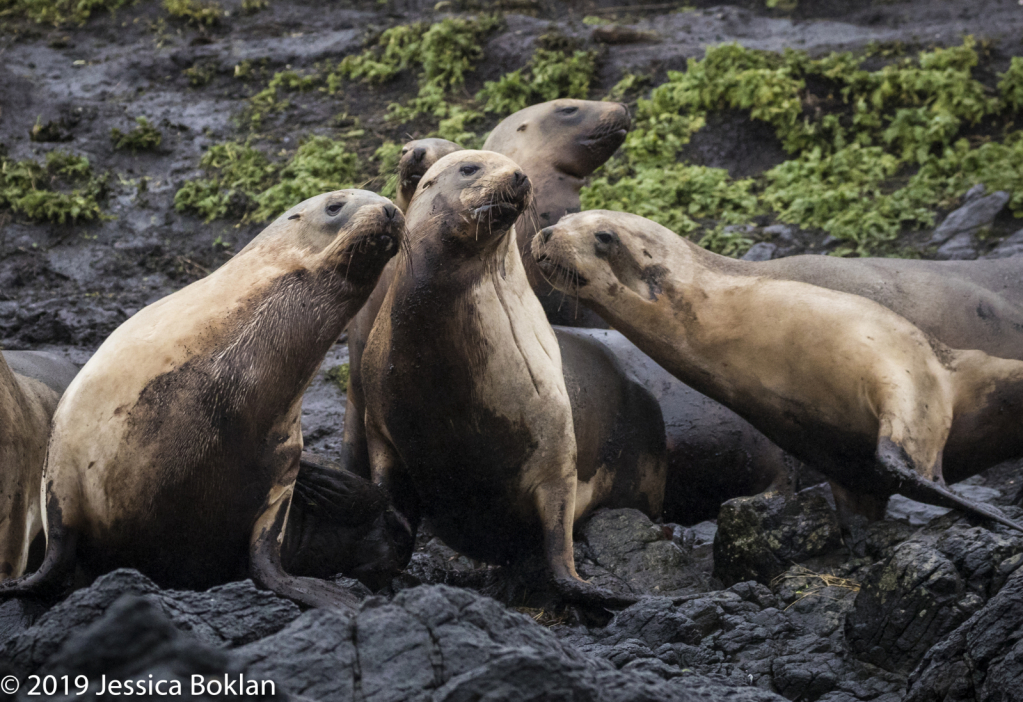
[0,190,404,609]
[536,210,1023,531]
[361,152,661,606]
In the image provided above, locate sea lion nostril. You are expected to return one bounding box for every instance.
[412,147,426,163]
[541,226,555,243]
[383,205,397,221]
[513,171,528,188]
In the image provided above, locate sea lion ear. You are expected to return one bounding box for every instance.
[516,122,528,132]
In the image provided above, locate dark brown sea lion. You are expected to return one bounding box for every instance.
[536,210,1023,530]
[361,152,664,604]
[0,190,405,609]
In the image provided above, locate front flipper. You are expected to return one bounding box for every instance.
[877,436,1023,534]
[250,484,363,612]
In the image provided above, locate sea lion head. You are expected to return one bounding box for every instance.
[484,99,631,179]
[408,150,533,253]
[395,138,463,211]
[534,210,676,307]
[269,189,406,286]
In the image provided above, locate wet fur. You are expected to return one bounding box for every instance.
[537,211,1023,531]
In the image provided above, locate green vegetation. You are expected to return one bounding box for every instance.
[0,0,129,25]
[582,38,1023,255]
[241,0,266,13]
[325,363,351,393]
[0,151,107,224]
[241,69,321,129]
[184,61,217,87]
[372,141,404,200]
[163,0,223,26]
[110,117,163,153]
[477,45,597,114]
[174,136,362,223]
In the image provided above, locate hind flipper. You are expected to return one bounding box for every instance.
[250,483,362,612]
[0,492,78,599]
[877,436,1023,534]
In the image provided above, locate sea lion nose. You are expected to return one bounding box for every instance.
[540,226,555,243]
[383,204,398,221]
[513,171,528,189]
[412,147,426,164]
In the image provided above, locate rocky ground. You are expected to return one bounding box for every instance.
[3,0,1023,700]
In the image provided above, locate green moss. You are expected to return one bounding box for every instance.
[477,46,597,115]
[174,141,277,221]
[251,136,361,222]
[241,0,266,12]
[110,117,163,153]
[0,150,107,224]
[581,37,1023,256]
[373,141,404,199]
[163,0,223,26]
[184,61,217,87]
[0,0,129,25]
[325,363,350,393]
[241,69,321,129]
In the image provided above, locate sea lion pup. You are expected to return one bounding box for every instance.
[0,353,66,580]
[362,152,663,605]
[0,190,405,609]
[483,98,631,328]
[535,210,1023,530]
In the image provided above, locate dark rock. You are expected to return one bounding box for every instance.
[27,595,259,701]
[934,232,978,260]
[0,598,48,649]
[906,562,1023,702]
[238,584,789,702]
[579,508,708,596]
[845,541,981,673]
[985,228,1023,259]
[2,569,301,674]
[927,191,1010,245]
[742,242,777,261]
[713,491,843,586]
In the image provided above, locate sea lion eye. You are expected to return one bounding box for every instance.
[401,147,410,155]
[459,165,480,177]
[326,202,345,216]
[594,230,618,254]
[559,106,579,115]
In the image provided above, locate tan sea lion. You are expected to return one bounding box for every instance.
[343,100,631,479]
[0,350,79,580]
[483,98,630,328]
[535,210,1023,530]
[863,257,1023,309]
[0,354,65,580]
[362,152,664,605]
[0,190,405,609]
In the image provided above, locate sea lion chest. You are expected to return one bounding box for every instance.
[373,253,573,562]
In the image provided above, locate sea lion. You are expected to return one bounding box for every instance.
[755,256,1023,362]
[535,210,1023,530]
[559,328,797,524]
[863,257,1023,309]
[483,98,630,328]
[0,190,405,609]
[0,353,68,580]
[361,152,664,604]
[342,99,631,479]
[3,350,79,395]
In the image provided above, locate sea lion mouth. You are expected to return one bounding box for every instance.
[470,201,522,228]
[535,253,589,288]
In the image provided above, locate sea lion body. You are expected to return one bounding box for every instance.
[1,190,404,608]
[363,152,661,602]
[0,354,66,580]
[561,328,794,524]
[866,256,1023,307]
[343,100,630,479]
[536,211,1023,530]
[756,256,1023,362]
